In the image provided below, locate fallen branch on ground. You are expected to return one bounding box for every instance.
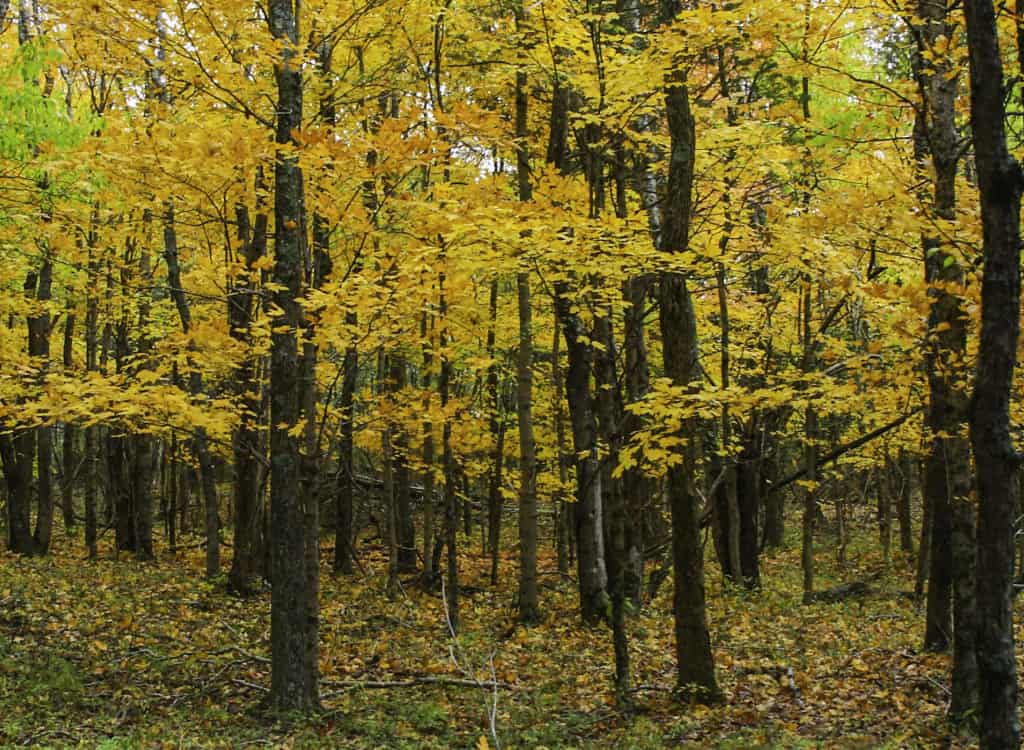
[802,580,871,604]
[321,675,519,691]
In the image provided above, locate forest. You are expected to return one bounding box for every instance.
[0,0,1023,746]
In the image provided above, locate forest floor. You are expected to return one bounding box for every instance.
[0,519,1009,749]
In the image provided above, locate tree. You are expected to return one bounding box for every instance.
[657,0,720,702]
[962,0,1022,742]
[267,0,319,713]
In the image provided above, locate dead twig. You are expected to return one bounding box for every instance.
[321,675,518,691]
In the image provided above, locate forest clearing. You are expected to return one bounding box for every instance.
[2,0,1024,747]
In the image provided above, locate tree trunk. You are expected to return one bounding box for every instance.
[29,255,53,553]
[419,312,436,584]
[555,289,609,624]
[915,459,932,599]
[229,203,268,593]
[164,203,219,575]
[898,449,914,555]
[912,0,967,657]
[84,211,100,559]
[61,313,75,531]
[0,432,34,555]
[658,47,719,699]
[267,0,318,712]
[962,0,1022,740]
[132,220,155,562]
[440,266,459,632]
[551,306,571,576]
[485,279,504,585]
[334,340,358,576]
[382,354,399,600]
[516,271,539,623]
[391,356,417,574]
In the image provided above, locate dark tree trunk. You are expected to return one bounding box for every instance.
[594,314,631,704]
[555,289,609,624]
[898,450,914,555]
[84,212,100,559]
[485,278,503,586]
[164,203,219,575]
[516,271,539,623]
[229,203,268,593]
[0,431,35,555]
[762,445,785,549]
[551,306,571,576]
[132,434,154,561]
[658,47,719,700]
[167,436,178,552]
[111,431,134,553]
[29,254,53,553]
[511,32,539,623]
[544,69,608,624]
[389,356,417,574]
[737,434,761,586]
[61,313,76,531]
[132,222,155,562]
[963,0,1022,741]
[620,277,649,605]
[440,266,459,632]
[912,0,967,657]
[267,0,319,712]
[334,341,357,576]
[915,460,933,599]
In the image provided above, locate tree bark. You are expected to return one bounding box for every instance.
[658,36,720,699]
[485,279,504,585]
[61,313,75,531]
[29,254,53,553]
[164,203,219,575]
[267,0,319,712]
[513,27,539,623]
[963,0,1022,741]
[229,203,268,593]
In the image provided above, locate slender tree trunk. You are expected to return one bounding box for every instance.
[382,353,399,599]
[168,435,178,552]
[551,306,571,576]
[164,204,219,575]
[83,210,100,559]
[229,203,268,593]
[268,0,318,712]
[440,263,459,632]
[485,279,503,585]
[30,253,53,553]
[390,356,417,574]
[511,28,539,623]
[658,36,719,698]
[335,340,358,576]
[61,314,75,531]
[132,221,155,562]
[911,0,967,657]
[800,298,818,601]
[555,290,609,624]
[620,277,648,604]
[962,0,1022,740]
[915,461,933,599]
[898,449,914,555]
[516,271,539,623]
[420,312,436,583]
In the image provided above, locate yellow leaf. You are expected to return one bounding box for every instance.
[476,737,491,750]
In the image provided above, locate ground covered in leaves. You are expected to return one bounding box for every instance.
[0,523,1013,749]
